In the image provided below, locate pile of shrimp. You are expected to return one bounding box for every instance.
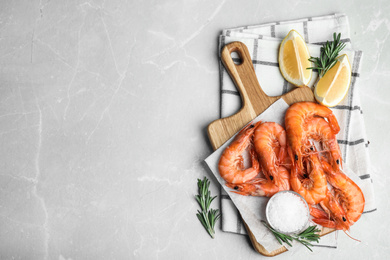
[218,101,365,235]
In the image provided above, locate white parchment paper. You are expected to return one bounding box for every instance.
[205,99,291,252]
[204,98,374,252]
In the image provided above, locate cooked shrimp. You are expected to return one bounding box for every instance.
[285,102,340,170]
[321,160,365,225]
[226,166,290,197]
[303,117,343,170]
[218,123,260,184]
[290,154,327,204]
[310,189,350,231]
[253,122,287,181]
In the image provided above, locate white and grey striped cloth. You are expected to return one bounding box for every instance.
[216,13,376,242]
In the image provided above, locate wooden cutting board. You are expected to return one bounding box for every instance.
[207,41,333,256]
[208,41,316,150]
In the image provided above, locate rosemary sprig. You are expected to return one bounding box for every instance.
[261,220,321,252]
[307,32,346,77]
[195,177,221,238]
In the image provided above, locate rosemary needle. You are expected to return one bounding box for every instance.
[307,32,347,78]
[261,220,321,252]
[195,177,221,238]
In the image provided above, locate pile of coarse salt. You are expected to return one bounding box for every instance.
[267,191,309,234]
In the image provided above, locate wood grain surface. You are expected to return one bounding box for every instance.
[207,41,334,256]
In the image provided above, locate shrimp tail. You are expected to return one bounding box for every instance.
[309,205,339,229]
[327,114,341,134]
[309,206,329,219]
[249,143,260,172]
[311,218,337,229]
[278,146,288,168]
[320,158,336,177]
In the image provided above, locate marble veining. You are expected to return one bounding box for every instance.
[0,0,389,259]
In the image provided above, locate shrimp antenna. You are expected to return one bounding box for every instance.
[343,230,361,242]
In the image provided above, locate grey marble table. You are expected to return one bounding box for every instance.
[1,1,389,259]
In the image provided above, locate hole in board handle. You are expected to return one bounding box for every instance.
[231,51,243,65]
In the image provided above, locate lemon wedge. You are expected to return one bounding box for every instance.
[278,30,312,87]
[314,54,351,107]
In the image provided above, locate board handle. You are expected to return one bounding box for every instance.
[221,41,277,118]
[207,42,278,150]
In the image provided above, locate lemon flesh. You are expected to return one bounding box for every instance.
[314,54,351,107]
[279,30,312,87]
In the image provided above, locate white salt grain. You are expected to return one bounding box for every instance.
[267,192,309,234]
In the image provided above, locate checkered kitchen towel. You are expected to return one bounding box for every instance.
[217,14,376,239]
